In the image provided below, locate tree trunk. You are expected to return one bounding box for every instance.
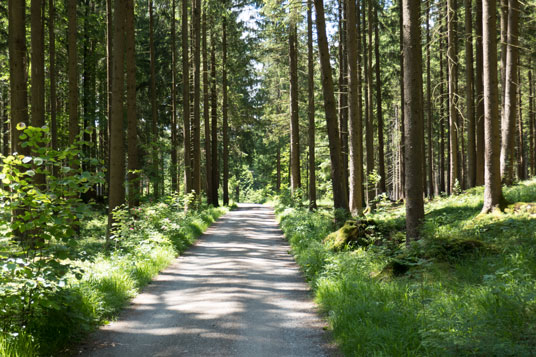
[210,34,219,206]
[203,10,212,204]
[68,0,78,146]
[105,0,112,195]
[465,0,476,188]
[500,0,508,115]
[192,0,201,196]
[338,0,348,199]
[347,0,364,215]
[289,10,301,193]
[402,0,425,242]
[276,145,281,192]
[482,0,505,212]
[148,0,159,198]
[31,0,46,186]
[8,0,28,154]
[365,0,374,203]
[375,3,386,194]
[439,34,446,193]
[108,0,126,237]
[182,0,192,195]
[222,17,229,206]
[448,0,459,192]
[425,0,434,197]
[517,66,525,180]
[313,0,349,210]
[126,0,138,208]
[529,65,535,176]
[398,0,405,199]
[307,0,317,210]
[499,0,519,184]
[475,0,485,185]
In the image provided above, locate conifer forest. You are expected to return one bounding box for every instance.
[1,0,536,355]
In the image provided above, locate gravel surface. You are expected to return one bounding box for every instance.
[76,203,340,357]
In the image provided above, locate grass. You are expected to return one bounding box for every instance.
[276,178,536,356]
[0,201,227,357]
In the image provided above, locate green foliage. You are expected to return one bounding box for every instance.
[277,178,536,355]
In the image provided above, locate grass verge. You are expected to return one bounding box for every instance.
[0,202,227,356]
[276,179,536,356]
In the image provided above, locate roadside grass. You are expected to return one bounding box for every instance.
[0,202,227,357]
[276,178,536,356]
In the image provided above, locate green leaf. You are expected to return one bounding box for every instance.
[16,122,27,130]
[22,156,32,164]
[25,170,36,177]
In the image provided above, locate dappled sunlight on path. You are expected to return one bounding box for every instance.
[76,204,338,357]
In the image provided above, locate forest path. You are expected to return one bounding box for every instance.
[77,203,339,357]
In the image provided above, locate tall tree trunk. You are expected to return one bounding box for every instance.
[222,16,229,206]
[203,10,212,204]
[182,0,192,195]
[31,0,45,186]
[465,0,476,188]
[289,8,301,193]
[2,88,9,156]
[192,0,201,196]
[365,0,374,203]
[68,0,78,146]
[108,0,126,237]
[276,145,281,192]
[313,0,349,210]
[210,34,219,206]
[375,2,386,194]
[402,0,425,242]
[475,0,485,185]
[347,0,364,215]
[398,0,405,199]
[105,0,112,195]
[338,0,348,199]
[500,0,508,115]
[307,0,317,210]
[517,66,525,180]
[170,0,178,193]
[426,0,434,197]
[482,0,505,212]
[439,35,446,193]
[529,64,535,176]
[8,0,28,154]
[448,0,459,192]
[149,0,159,198]
[126,0,138,207]
[499,0,519,184]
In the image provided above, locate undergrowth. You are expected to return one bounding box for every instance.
[0,198,227,356]
[276,178,536,356]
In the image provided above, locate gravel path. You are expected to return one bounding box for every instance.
[76,203,339,357]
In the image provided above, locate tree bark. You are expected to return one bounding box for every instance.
[426,0,434,197]
[192,0,201,196]
[375,2,386,194]
[448,0,459,192]
[289,8,301,193]
[126,0,138,207]
[499,0,519,184]
[465,0,476,188]
[210,34,219,206]
[108,0,127,236]
[347,0,364,215]
[365,0,374,203]
[8,0,28,154]
[313,0,349,210]
[203,10,212,204]
[307,0,317,210]
[402,0,425,242]
[529,64,535,176]
[68,0,78,146]
[338,0,348,199]
[475,0,485,185]
[482,0,505,212]
[182,0,192,195]
[222,16,229,206]
[517,66,525,180]
[148,0,159,198]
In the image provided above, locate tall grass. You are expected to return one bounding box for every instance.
[277,178,536,356]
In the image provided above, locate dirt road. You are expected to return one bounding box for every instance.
[77,204,338,357]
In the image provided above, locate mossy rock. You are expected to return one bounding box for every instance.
[323,219,377,251]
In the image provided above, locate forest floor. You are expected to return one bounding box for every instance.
[74,204,339,357]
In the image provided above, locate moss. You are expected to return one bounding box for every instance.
[323,219,378,251]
